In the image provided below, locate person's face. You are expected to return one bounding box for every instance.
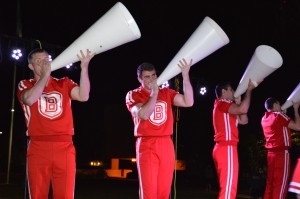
[28,52,50,76]
[222,86,235,100]
[138,70,157,91]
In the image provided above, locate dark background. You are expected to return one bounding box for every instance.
[0,0,300,178]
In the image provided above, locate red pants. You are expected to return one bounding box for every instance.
[264,150,290,199]
[27,140,76,199]
[213,143,238,199]
[136,136,175,199]
[289,158,300,194]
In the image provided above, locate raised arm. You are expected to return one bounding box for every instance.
[233,95,248,125]
[71,49,96,102]
[21,59,51,106]
[228,80,258,125]
[228,80,257,115]
[173,58,194,107]
[132,80,159,120]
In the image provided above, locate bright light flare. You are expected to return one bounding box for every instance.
[161,81,169,88]
[11,49,22,60]
[199,86,207,95]
[66,63,73,69]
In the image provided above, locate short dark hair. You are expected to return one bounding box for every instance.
[27,48,48,64]
[264,97,278,111]
[215,82,232,98]
[137,62,155,78]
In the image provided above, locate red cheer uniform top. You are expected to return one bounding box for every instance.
[17,76,78,137]
[126,86,178,137]
[213,99,239,144]
[261,111,292,150]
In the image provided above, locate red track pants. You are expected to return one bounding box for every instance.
[136,136,175,199]
[289,158,300,194]
[213,143,239,199]
[264,150,290,199]
[27,140,76,199]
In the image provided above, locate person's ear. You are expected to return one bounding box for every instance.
[28,63,34,71]
[138,76,142,84]
[221,88,226,95]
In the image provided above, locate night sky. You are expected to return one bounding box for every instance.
[1,0,300,172]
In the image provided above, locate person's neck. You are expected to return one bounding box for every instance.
[220,96,231,101]
[142,86,151,93]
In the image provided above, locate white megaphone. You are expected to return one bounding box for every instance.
[156,16,230,86]
[281,83,300,110]
[51,2,141,71]
[234,45,283,98]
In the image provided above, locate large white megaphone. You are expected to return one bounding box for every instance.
[281,83,300,110]
[234,45,283,98]
[51,2,141,71]
[156,16,230,86]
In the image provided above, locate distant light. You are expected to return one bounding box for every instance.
[11,109,15,112]
[161,81,169,88]
[11,49,22,60]
[131,158,136,162]
[0,132,2,135]
[90,160,102,167]
[199,86,207,95]
[66,63,73,69]
[48,55,52,61]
